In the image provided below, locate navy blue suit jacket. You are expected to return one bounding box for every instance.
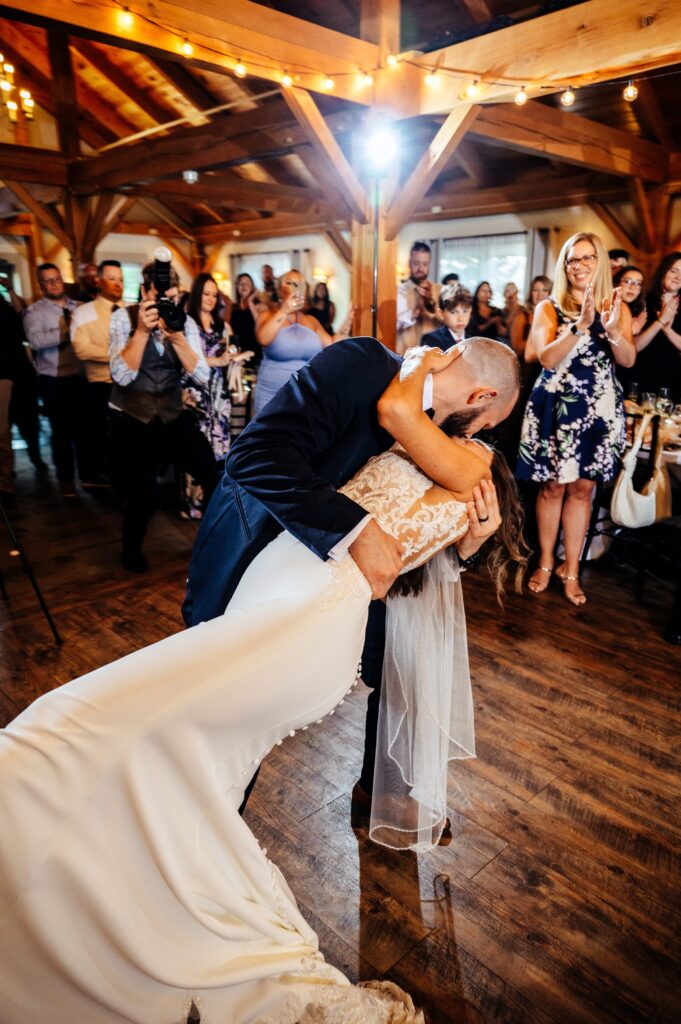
[183,338,401,626]
[420,325,462,350]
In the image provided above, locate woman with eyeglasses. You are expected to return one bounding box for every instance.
[516,231,636,605]
[630,252,681,403]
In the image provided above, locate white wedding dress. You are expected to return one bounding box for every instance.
[0,447,469,1024]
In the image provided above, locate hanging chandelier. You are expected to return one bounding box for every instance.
[0,54,34,124]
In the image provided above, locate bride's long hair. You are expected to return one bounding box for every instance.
[389,449,529,604]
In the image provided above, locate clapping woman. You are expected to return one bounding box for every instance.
[516,232,636,605]
[631,252,681,402]
[254,269,353,415]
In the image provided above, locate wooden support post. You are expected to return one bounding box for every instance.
[324,227,351,268]
[26,214,44,297]
[46,27,81,159]
[82,193,115,262]
[351,175,397,347]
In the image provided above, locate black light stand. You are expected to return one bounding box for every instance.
[0,498,63,645]
[371,175,381,339]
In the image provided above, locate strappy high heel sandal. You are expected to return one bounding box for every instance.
[527,565,553,594]
[557,571,587,606]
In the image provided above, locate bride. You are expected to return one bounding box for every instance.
[0,348,526,1024]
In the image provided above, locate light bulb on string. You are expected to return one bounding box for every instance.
[3,63,14,84]
[234,61,247,78]
[119,7,134,29]
[181,40,194,57]
[425,71,437,86]
[7,99,18,123]
[623,80,638,102]
[323,76,335,90]
[465,80,480,99]
[386,53,398,67]
[282,72,293,88]
[561,86,576,107]
[22,95,34,120]
[514,85,528,106]
[0,80,11,100]
[362,72,374,87]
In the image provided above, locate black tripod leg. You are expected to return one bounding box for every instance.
[0,503,63,645]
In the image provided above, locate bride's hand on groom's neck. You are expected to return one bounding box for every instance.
[349,519,403,600]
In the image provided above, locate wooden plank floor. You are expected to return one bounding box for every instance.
[1,451,679,1024]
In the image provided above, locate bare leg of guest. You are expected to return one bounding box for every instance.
[528,481,565,592]
[557,478,595,605]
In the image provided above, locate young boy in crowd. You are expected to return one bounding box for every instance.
[420,283,472,349]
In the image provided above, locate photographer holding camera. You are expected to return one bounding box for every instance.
[109,249,216,573]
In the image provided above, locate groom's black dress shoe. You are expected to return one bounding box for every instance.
[350,781,453,846]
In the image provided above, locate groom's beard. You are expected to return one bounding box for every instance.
[437,407,479,439]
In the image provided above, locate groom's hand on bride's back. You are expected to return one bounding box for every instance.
[349,519,403,599]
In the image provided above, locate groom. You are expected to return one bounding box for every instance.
[183,336,519,827]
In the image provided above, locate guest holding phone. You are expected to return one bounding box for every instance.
[253,269,353,415]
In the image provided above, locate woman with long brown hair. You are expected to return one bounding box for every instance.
[516,232,636,605]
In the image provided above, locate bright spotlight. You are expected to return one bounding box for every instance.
[366,125,399,176]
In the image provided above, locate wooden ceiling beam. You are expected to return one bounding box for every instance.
[451,139,491,188]
[5,20,136,143]
[100,196,137,238]
[324,226,351,268]
[414,178,629,220]
[0,34,112,149]
[627,179,657,253]
[458,0,493,24]
[359,0,399,64]
[589,203,641,257]
[46,27,81,158]
[281,88,370,223]
[71,100,294,191]
[8,0,378,106]
[388,0,681,116]
[635,79,674,152]
[72,40,172,126]
[116,175,332,218]
[137,198,195,241]
[3,180,73,251]
[194,214,340,243]
[0,144,69,186]
[385,104,480,240]
[146,58,215,119]
[469,101,667,182]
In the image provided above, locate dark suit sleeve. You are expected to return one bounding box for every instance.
[225,337,399,560]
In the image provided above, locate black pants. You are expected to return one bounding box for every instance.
[112,409,217,551]
[87,381,113,478]
[10,368,42,467]
[359,599,387,794]
[38,374,93,482]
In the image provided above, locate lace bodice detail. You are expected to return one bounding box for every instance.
[340,445,468,572]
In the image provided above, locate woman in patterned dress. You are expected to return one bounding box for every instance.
[516,232,636,605]
[181,273,238,518]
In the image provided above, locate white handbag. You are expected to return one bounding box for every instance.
[610,413,657,529]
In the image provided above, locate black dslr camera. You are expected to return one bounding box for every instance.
[152,246,186,333]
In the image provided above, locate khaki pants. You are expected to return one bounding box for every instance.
[0,378,13,493]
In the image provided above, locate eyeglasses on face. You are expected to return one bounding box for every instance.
[621,278,643,288]
[565,254,598,269]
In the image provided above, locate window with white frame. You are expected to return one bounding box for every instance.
[440,232,528,306]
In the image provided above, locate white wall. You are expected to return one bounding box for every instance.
[399,205,627,284]
[209,232,352,319]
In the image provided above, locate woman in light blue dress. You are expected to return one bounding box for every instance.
[253,269,353,415]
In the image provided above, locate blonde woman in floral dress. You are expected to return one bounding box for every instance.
[516,232,636,605]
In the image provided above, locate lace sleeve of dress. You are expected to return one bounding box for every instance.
[394,486,469,573]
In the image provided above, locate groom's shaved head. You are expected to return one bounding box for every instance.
[460,337,521,412]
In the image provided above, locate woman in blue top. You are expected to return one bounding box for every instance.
[516,232,636,605]
[253,269,353,416]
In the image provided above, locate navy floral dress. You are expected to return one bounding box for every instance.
[516,300,625,483]
[181,319,231,519]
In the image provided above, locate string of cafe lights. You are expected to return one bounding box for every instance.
[107,1,677,108]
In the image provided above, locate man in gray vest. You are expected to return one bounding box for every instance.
[109,257,216,573]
